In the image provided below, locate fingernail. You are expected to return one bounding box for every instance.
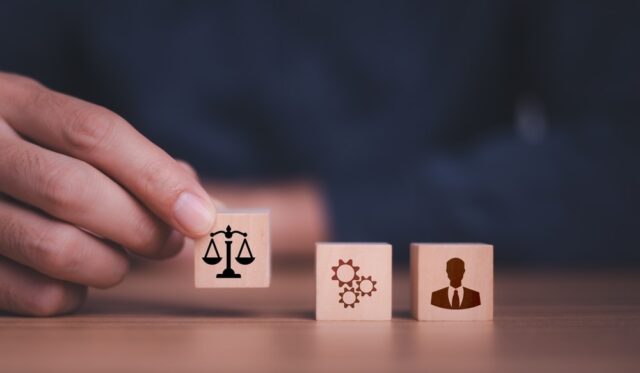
[173,192,215,236]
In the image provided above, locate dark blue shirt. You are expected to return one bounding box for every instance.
[1,1,639,265]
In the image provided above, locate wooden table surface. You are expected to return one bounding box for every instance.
[1,254,639,373]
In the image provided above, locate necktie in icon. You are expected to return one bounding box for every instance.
[452,289,460,309]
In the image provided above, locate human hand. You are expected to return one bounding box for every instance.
[0,72,216,315]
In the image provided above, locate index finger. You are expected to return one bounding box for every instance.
[0,74,216,238]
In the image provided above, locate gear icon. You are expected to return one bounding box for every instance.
[356,275,377,297]
[331,259,360,287]
[338,286,360,308]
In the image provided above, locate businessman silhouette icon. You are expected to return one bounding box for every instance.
[431,257,481,310]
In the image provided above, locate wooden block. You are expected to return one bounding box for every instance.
[316,243,392,321]
[411,243,493,321]
[194,208,270,288]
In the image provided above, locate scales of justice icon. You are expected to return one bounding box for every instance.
[202,225,255,278]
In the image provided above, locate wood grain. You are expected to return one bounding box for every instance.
[0,245,638,373]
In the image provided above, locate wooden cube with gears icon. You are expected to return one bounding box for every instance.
[316,243,392,320]
[194,208,270,288]
[411,243,493,321]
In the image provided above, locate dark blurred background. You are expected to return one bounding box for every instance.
[1,0,639,266]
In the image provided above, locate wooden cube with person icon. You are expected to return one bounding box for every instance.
[410,243,493,321]
[194,209,271,288]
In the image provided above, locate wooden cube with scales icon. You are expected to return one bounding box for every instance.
[194,208,270,288]
[315,243,392,320]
